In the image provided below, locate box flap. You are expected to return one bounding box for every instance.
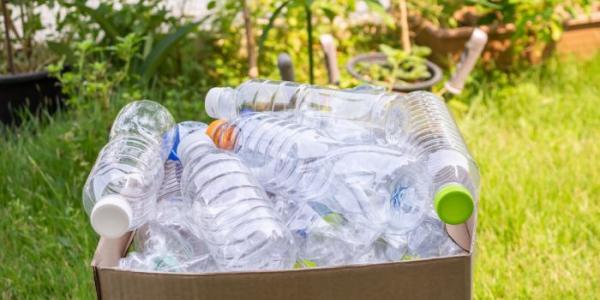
[91,232,134,268]
[446,212,476,252]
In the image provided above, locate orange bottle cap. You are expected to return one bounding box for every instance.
[206,120,236,150]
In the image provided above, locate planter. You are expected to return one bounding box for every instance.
[0,70,65,125]
[556,12,600,59]
[346,53,443,92]
[414,21,528,68]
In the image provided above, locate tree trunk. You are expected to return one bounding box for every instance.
[399,0,411,53]
[0,0,15,74]
[241,0,258,78]
[305,4,314,84]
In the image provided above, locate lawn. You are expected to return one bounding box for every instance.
[1,56,599,299]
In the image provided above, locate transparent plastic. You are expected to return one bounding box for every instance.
[177,123,295,271]
[157,160,184,204]
[82,100,175,238]
[205,81,478,224]
[204,79,398,143]
[118,196,215,272]
[286,200,380,267]
[389,92,480,224]
[209,112,428,235]
[406,214,464,258]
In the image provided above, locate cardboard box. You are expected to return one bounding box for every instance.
[91,215,476,300]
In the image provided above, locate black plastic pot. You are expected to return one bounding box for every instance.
[347,53,443,92]
[0,70,65,125]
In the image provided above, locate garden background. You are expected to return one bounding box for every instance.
[0,1,598,298]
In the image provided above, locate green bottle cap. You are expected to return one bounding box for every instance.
[434,184,474,225]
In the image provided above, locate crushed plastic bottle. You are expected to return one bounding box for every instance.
[406,215,464,258]
[355,236,408,264]
[286,200,380,268]
[206,112,428,235]
[177,122,295,271]
[82,100,175,238]
[118,196,216,272]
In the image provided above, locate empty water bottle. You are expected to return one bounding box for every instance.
[82,100,175,238]
[204,79,398,143]
[158,121,207,204]
[388,92,479,224]
[177,122,295,271]
[207,112,428,235]
[118,198,215,272]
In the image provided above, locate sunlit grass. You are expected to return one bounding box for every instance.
[457,57,600,299]
[0,56,598,298]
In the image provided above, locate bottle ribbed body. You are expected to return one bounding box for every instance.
[212,113,342,199]
[82,100,175,237]
[205,79,395,143]
[391,92,480,205]
[178,135,295,270]
[157,160,184,203]
[209,113,428,234]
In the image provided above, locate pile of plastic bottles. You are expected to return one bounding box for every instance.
[82,80,479,272]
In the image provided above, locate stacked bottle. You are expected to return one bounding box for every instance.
[176,122,295,271]
[204,80,478,224]
[82,100,175,238]
[206,112,428,235]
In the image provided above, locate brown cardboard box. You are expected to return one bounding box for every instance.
[91,215,476,300]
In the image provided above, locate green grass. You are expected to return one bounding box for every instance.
[1,56,599,299]
[460,57,600,298]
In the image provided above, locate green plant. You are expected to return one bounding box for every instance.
[355,44,432,88]
[48,34,142,112]
[412,0,595,66]
[0,0,57,73]
[257,0,391,83]
[52,0,206,85]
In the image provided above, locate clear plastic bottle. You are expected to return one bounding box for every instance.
[204,79,397,143]
[118,195,215,272]
[406,214,464,258]
[389,92,479,224]
[82,100,175,238]
[207,112,427,235]
[286,200,380,268]
[177,122,295,271]
[205,81,478,224]
[157,160,184,203]
[356,236,408,264]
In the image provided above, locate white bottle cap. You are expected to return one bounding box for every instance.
[205,87,226,119]
[90,195,133,238]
